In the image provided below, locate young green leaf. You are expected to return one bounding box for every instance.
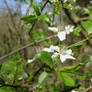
[38,71,48,85]
[73,26,82,36]
[61,63,84,72]
[36,51,54,68]
[38,14,50,24]
[81,21,92,35]
[58,71,75,87]
[33,4,40,16]
[21,15,37,24]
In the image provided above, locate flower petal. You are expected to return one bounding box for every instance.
[50,45,60,52]
[60,55,67,62]
[57,31,66,41]
[28,58,35,63]
[64,55,75,60]
[51,52,59,61]
[65,49,72,55]
[42,48,53,52]
[48,27,58,32]
[65,25,74,34]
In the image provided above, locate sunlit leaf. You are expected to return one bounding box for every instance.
[21,15,37,24]
[81,20,92,35]
[36,51,54,68]
[38,71,48,85]
[58,71,75,87]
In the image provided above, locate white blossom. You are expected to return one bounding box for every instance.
[51,52,59,61]
[57,31,66,41]
[43,46,75,62]
[42,45,60,52]
[64,25,75,34]
[48,27,58,32]
[48,25,74,41]
[48,27,66,41]
[28,58,35,63]
[59,49,75,62]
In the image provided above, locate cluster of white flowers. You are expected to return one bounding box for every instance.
[27,25,75,63]
[48,25,74,41]
[43,45,75,62]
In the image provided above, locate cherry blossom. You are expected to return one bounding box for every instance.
[43,46,75,62]
[48,25,74,41]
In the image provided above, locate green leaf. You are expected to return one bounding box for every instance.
[58,71,75,87]
[71,0,76,2]
[54,3,61,14]
[38,14,50,24]
[73,26,82,36]
[63,3,74,9]
[38,71,48,85]
[0,60,17,73]
[61,63,84,72]
[33,4,40,15]
[89,9,92,20]
[0,88,16,92]
[21,15,37,24]
[49,0,57,3]
[24,0,30,4]
[81,20,92,35]
[36,51,54,68]
[32,29,46,41]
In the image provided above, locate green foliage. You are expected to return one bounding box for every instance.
[36,51,54,68]
[49,0,58,3]
[38,71,48,86]
[33,4,40,15]
[54,3,61,14]
[21,15,37,24]
[58,71,75,87]
[61,63,84,72]
[63,3,74,9]
[71,0,76,2]
[38,14,50,24]
[81,20,92,35]
[1,0,92,92]
[32,28,46,41]
[73,26,82,36]
[0,87,16,92]
[89,8,92,20]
